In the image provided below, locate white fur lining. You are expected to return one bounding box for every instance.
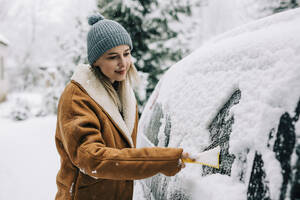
[71,64,136,147]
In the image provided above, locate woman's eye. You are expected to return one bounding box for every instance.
[107,52,130,60]
[108,56,116,60]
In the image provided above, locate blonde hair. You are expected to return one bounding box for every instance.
[90,63,140,114]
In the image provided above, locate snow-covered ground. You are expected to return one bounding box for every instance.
[0,116,59,199]
[1,1,299,200]
[0,110,147,200]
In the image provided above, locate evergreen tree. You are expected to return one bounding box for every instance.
[97,0,192,113]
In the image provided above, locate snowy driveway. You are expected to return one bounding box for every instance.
[0,116,59,200]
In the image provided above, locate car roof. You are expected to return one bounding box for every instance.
[140,7,300,155]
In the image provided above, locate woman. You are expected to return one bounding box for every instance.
[55,13,191,200]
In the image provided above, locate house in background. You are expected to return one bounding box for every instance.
[0,34,9,102]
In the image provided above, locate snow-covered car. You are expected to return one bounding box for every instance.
[134,8,300,200]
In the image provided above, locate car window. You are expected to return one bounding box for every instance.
[141,101,190,199]
[164,113,171,147]
[143,102,163,146]
[139,89,242,200]
[143,102,172,147]
[203,89,241,176]
[247,99,300,199]
[144,174,191,200]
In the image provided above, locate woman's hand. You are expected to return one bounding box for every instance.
[179,151,195,169]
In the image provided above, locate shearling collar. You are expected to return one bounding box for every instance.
[71,64,136,147]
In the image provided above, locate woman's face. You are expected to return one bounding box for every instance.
[94,45,132,83]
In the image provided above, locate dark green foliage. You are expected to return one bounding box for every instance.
[97,0,192,111]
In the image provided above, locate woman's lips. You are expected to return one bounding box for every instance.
[115,70,125,75]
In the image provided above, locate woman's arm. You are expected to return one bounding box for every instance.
[57,84,182,180]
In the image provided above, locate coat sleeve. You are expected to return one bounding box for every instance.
[57,84,183,181]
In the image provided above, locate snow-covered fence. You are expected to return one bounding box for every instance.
[0,34,9,103]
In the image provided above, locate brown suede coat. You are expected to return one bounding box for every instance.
[55,64,183,200]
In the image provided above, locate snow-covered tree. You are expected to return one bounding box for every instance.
[97,0,193,112]
[0,0,96,120]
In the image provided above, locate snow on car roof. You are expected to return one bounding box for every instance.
[139,7,300,199]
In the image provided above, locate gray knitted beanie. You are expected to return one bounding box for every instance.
[87,13,133,65]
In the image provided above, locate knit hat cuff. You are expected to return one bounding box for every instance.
[88,32,133,65]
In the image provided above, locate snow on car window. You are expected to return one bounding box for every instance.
[140,101,172,147]
[143,102,163,146]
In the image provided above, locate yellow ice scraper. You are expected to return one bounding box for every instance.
[182,146,220,169]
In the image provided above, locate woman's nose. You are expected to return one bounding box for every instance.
[118,56,126,68]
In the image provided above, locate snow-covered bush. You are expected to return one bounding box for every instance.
[10,97,32,121]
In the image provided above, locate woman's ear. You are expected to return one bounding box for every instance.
[92,59,98,67]
[93,62,99,68]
